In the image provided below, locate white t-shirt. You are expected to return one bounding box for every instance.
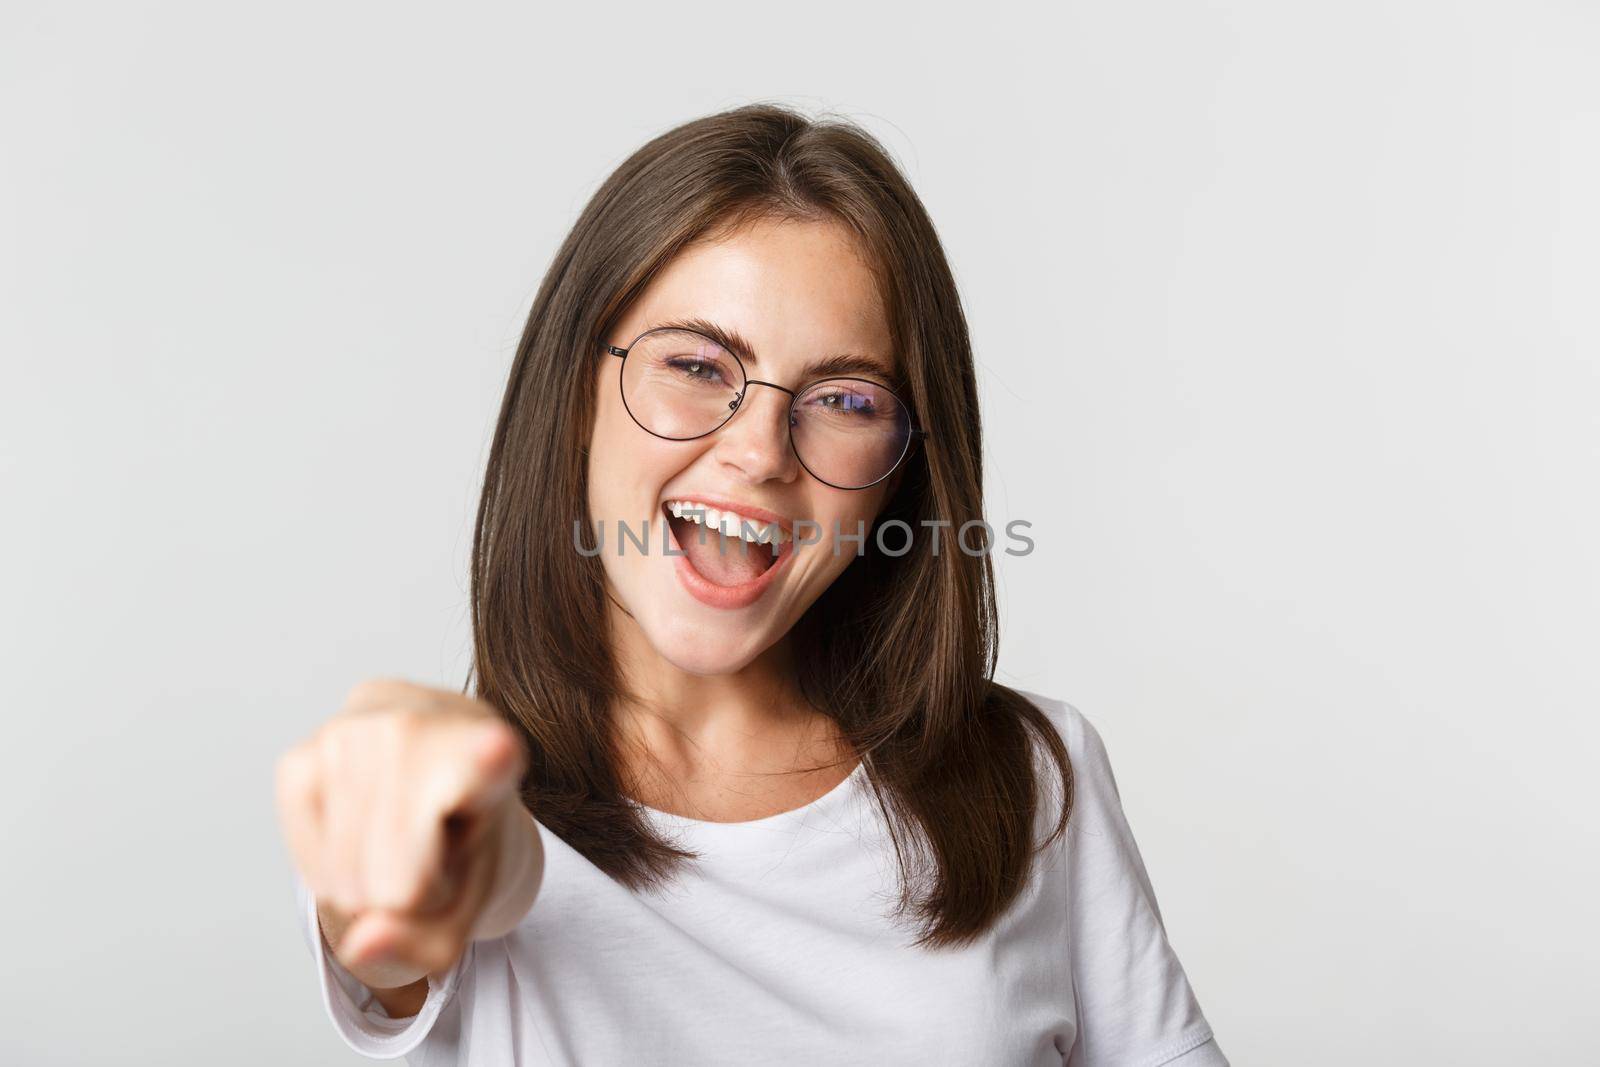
[291,691,1228,1066]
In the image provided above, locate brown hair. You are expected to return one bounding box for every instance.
[465,102,1073,948]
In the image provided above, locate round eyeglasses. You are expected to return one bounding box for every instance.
[601,326,929,490]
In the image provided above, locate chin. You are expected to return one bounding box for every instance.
[636,588,781,673]
[648,624,767,677]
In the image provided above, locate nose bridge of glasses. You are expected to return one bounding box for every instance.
[738,377,796,398]
[729,377,797,413]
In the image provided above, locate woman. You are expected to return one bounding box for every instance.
[276,103,1228,1066]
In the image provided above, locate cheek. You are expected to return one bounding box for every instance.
[586,399,643,538]
[802,490,891,576]
[588,389,697,526]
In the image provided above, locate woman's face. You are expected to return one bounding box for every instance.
[587,217,900,676]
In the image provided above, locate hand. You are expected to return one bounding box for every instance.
[275,677,529,983]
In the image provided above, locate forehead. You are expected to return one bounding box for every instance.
[623,218,894,369]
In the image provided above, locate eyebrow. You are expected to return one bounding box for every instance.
[653,316,899,386]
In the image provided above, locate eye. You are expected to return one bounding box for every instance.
[665,356,730,386]
[812,389,877,415]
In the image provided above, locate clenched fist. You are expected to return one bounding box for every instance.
[275,678,544,994]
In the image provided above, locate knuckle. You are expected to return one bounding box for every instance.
[313,721,351,765]
[274,747,315,802]
[345,677,401,707]
[377,707,425,746]
[345,677,440,716]
[310,714,345,751]
[323,708,412,760]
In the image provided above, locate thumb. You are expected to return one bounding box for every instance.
[338,909,407,968]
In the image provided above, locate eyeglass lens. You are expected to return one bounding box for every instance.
[619,329,911,489]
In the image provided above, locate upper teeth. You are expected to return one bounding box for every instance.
[666,500,790,545]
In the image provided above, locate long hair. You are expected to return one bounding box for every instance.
[466,102,1073,948]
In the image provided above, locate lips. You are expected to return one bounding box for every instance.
[661,500,796,610]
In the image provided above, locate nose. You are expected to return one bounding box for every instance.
[713,381,799,484]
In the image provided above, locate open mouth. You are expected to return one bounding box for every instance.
[661,500,787,588]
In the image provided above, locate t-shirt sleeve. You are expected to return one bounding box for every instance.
[292,871,472,1060]
[1055,701,1230,1067]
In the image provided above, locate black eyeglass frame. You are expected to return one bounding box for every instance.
[601,326,931,491]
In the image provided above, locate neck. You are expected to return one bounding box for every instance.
[605,595,848,782]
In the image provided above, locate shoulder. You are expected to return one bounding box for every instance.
[997,687,1128,844]
[1001,686,1133,837]
[1004,687,1117,785]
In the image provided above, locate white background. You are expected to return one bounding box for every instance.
[2,2,1595,1064]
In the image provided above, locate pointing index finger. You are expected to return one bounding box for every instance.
[429,717,526,820]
